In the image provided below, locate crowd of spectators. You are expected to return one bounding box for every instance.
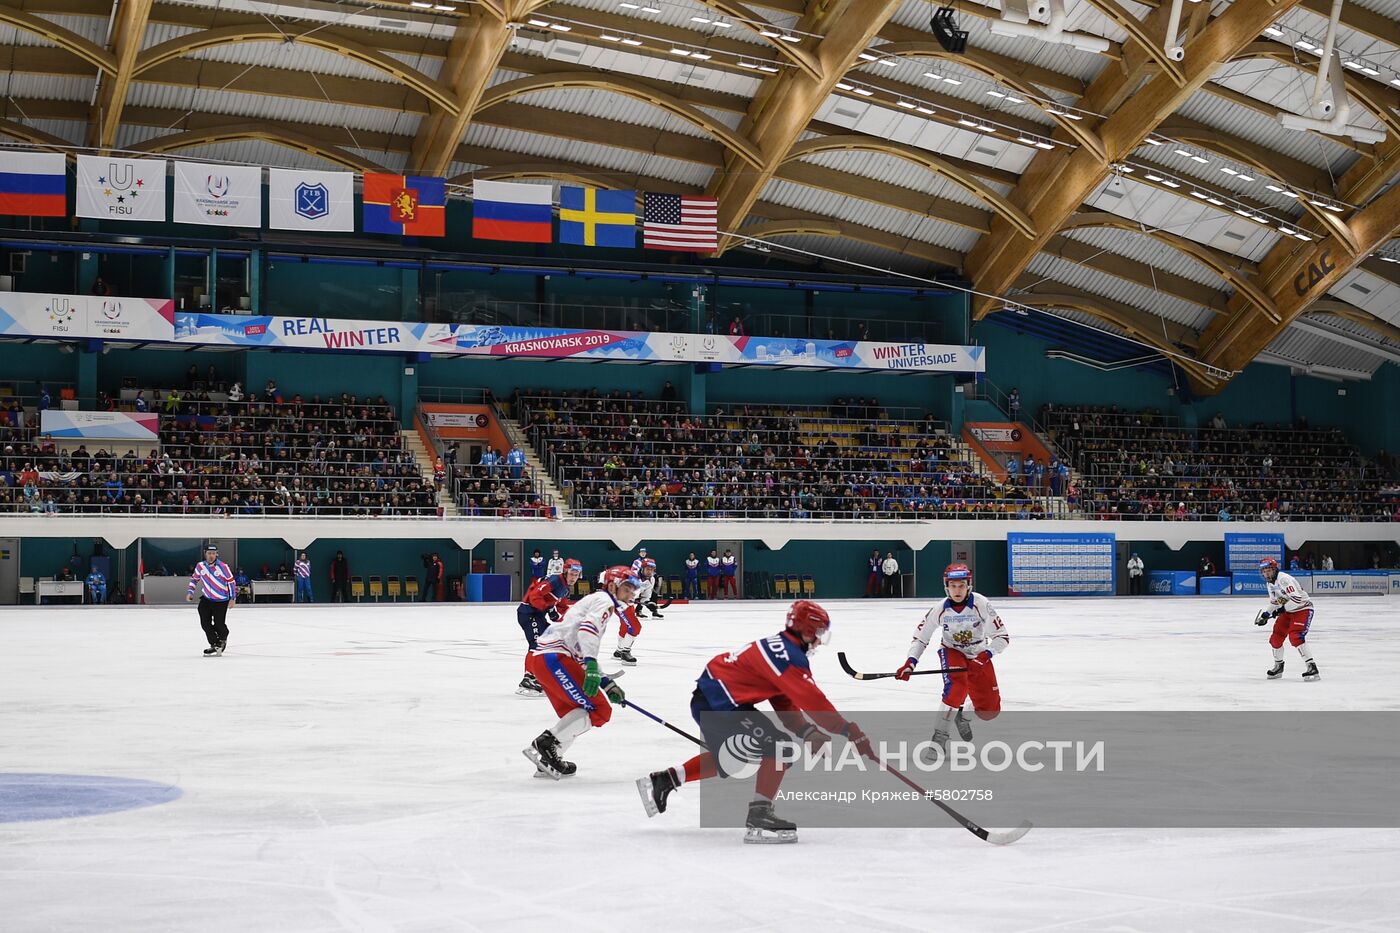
[1041,405,1398,521]
[1,385,437,517]
[516,388,1048,520]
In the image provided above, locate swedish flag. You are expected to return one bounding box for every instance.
[559,186,636,248]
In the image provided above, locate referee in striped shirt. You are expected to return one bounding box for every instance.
[187,543,236,656]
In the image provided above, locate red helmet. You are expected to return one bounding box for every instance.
[563,558,583,575]
[786,599,831,646]
[944,563,972,584]
[1258,557,1279,575]
[602,565,642,590]
[642,558,656,570]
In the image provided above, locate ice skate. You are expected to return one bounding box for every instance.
[637,769,680,817]
[1302,661,1320,682]
[214,642,225,656]
[1266,660,1284,680]
[918,729,950,766]
[202,645,219,656]
[523,731,574,780]
[613,647,637,667]
[744,800,797,844]
[954,708,974,741]
[515,673,544,697]
[648,605,664,619]
[532,759,576,779]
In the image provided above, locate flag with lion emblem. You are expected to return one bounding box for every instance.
[362,173,446,236]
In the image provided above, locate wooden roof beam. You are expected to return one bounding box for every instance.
[408,10,515,176]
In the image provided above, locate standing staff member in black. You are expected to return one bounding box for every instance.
[187,544,236,656]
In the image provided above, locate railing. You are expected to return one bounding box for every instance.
[965,378,1074,468]
[430,294,950,344]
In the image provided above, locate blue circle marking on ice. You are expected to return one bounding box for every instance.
[0,773,182,823]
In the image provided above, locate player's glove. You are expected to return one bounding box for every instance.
[967,650,993,670]
[1255,608,1277,626]
[582,658,602,697]
[603,679,625,704]
[844,722,876,761]
[894,658,917,681]
[797,723,829,752]
[547,607,561,623]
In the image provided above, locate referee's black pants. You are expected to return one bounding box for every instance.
[198,597,231,647]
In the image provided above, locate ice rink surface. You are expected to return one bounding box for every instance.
[3,595,1399,933]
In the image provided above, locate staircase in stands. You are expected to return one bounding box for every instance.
[493,408,572,519]
[401,429,458,517]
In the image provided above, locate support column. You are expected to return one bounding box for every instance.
[400,356,422,428]
[248,249,262,314]
[208,248,218,311]
[164,247,175,302]
[77,343,99,406]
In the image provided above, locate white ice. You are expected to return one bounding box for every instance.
[3,596,1398,933]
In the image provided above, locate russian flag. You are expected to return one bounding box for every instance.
[472,179,552,243]
[0,152,66,217]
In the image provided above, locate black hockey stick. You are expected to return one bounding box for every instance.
[878,763,1033,846]
[622,698,707,749]
[837,652,966,681]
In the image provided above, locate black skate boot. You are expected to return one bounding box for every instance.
[1302,661,1321,682]
[1266,660,1285,680]
[214,642,225,656]
[744,799,798,844]
[202,645,219,656]
[647,602,664,619]
[614,647,637,667]
[954,708,974,741]
[523,731,575,780]
[516,673,544,697]
[636,769,680,817]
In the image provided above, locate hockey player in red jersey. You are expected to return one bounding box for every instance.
[522,566,639,779]
[895,563,1009,750]
[514,558,582,696]
[1255,557,1320,681]
[635,600,876,843]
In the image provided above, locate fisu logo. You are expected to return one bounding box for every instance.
[100,300,123,320]
[206,175,230,199]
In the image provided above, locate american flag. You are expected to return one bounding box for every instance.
[642,193,718,251]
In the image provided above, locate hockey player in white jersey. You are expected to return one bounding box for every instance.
[613,557,660,667]
[1255,557,1320,681]
[522,566,640,779]
[895,563,1009,749]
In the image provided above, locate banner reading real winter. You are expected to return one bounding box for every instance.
[170,313,986,373]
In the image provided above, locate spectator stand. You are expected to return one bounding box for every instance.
[1,390,436,517]
[415,393,556,519]
[1041,405,1394,522]
[515,390,1048,520]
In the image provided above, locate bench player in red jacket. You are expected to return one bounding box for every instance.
[635,600,875,843]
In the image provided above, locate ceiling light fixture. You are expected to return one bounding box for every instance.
[620,37,643,45]
[897,100,916,109]
[852,87,873,96]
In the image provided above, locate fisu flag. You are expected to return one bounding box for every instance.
[75,155,167,222]
[173,162,262,228]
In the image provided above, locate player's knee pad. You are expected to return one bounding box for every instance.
[1288,633,1306,647]
[975,706,1000,721]
[588,704,612,728]
[1269,634,1286,649]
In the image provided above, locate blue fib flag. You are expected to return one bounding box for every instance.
[559,186,636,248]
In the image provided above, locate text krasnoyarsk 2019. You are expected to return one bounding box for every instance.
[775,739,1105,773]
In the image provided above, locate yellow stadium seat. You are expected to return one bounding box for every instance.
[387,576,402,601]
[369,576,383,601]
[351,576,365,602]
[405,577,420,600]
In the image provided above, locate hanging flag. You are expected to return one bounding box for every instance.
[472,179,552,243]
[173,161,262,228]
[363,173,446,236]
[75,155,167,222]
[0,151,66,217]
[559,186,636,248]
[642,193,718,251]
[268,168,354,232]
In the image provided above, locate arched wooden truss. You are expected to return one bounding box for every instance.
[1058,212,1279,321]
[133,25,458,114]
[871,42,1107,160]
[132,124,387,173]
[475,73,765,169]
[721,219,843,252]
[784,136,1036,238]
[0,117,71,150]
[0,6,116,74]
[694,0,822,78]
